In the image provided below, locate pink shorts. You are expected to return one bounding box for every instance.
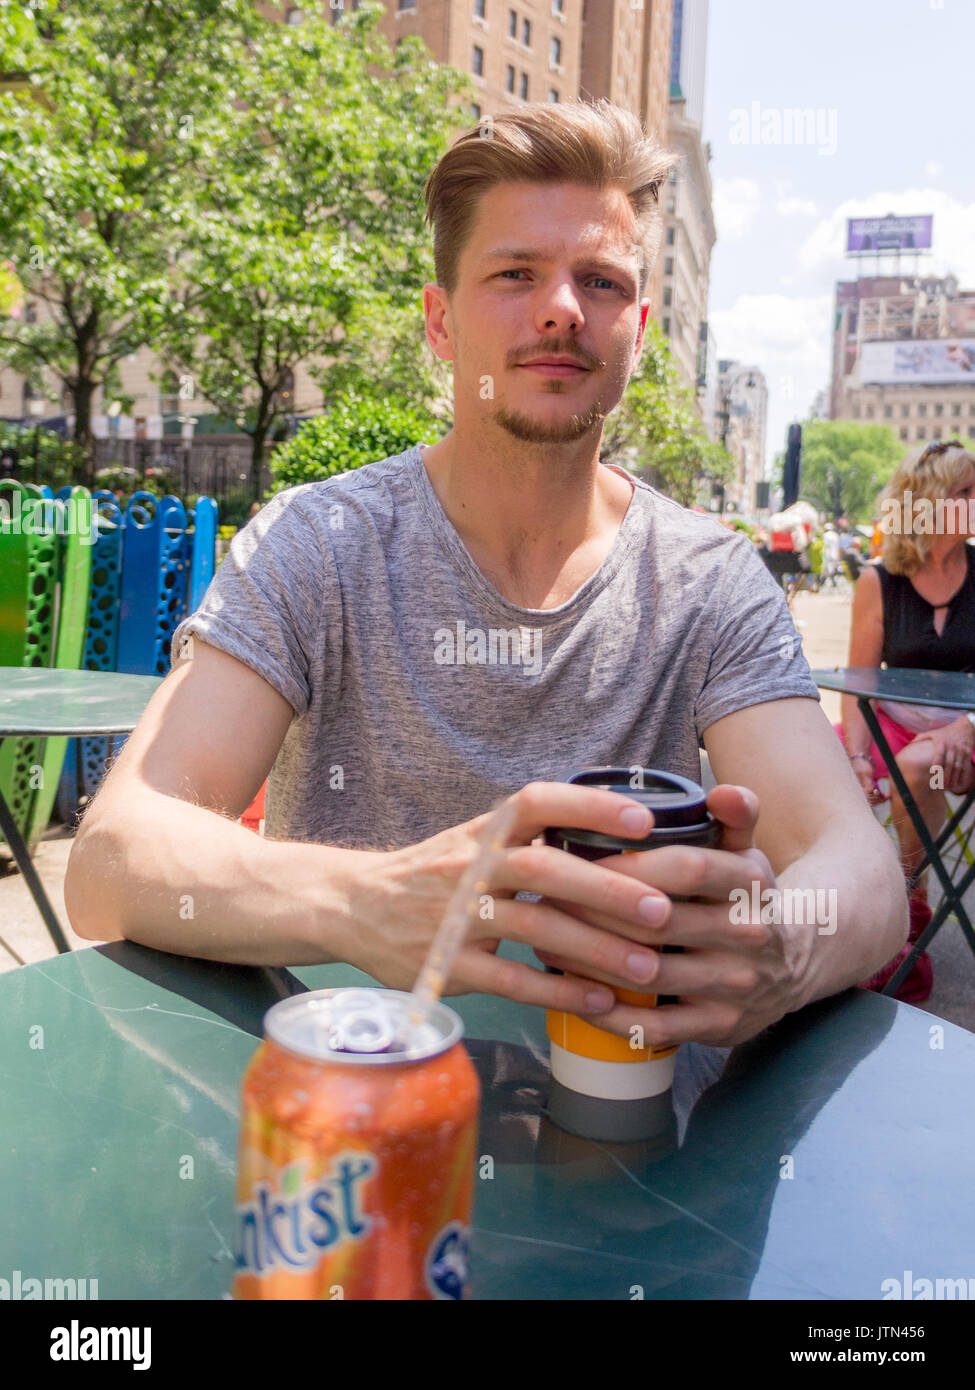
[834,707,975,783]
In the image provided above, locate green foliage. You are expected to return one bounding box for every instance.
[155,4,469,491]
[0,0,262,477]
[0,421,86,489]
[269,393,440,493]
[773,420,904,523]
[600,321,735,506]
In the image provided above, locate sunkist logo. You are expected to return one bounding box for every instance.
[235,1152,376,1275]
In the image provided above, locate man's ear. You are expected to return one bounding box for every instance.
[423,283,455,364]
[632,300,651,370]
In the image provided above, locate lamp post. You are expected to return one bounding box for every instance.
[106,400,122,465]
[179,414,197,496]
[27,395,45,484]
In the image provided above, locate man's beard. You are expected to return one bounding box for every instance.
[492,397,607,444]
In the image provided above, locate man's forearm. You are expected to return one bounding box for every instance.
[65,792,376,966]
[776,822,908,1008]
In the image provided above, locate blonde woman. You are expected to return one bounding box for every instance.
[840,439,975,1001]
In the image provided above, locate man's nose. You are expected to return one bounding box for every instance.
[534,276,584,333]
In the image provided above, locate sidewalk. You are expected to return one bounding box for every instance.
[3,582,974,1032]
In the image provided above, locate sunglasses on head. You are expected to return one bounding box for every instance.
[918,439,964,466]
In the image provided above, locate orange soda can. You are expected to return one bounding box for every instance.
[233,987,480,1300]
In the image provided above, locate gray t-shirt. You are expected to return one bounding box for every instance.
[170,444,820,848]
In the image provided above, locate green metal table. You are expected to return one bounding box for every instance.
[0,668,162,953]
[813,666,975,994]
[2,940,973,1300]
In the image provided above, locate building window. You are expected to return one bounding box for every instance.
[508,8,516,36]
[472,44,484,75]
[934,402,944,416]
[548,88,559,102]
[474,0,486,15]
[471,103,481,120]
[900,428,909,440]
[522,17,531,44]
[663,287,672,307]
[933,427,942,440]
[24,302,36,324]
[669,168,677,184]
[396,0,416,8]
[918,403,927,417]
[552,0,564,12]
[883,404,893,417]
[901,404,909,417]
[665,226,675,246]
[664,257,674,275]
[662,317,671,336]
[550,35,561,67]
[505,63,515,91]
[666,197,676,214]
[917,428,926,440]
[519,71,528,99]
[285,6,305,22]
[971,403,975,415]
[953,403,962,416]
[865,405,874,418]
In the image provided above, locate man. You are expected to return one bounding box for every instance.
[821,524,841,588]
[65,100,906,1048]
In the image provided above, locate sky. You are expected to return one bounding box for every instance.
[701,0,975,471]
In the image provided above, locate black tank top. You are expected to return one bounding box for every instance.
[877,546,975,672]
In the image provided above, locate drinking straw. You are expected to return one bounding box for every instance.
[404,795,520,1038]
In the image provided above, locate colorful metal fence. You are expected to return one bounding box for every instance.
[0,482,217,848]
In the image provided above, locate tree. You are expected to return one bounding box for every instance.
[773,420,904,522]
[0,0,260,485]
[156,6,468,498]
[600,320,735,506]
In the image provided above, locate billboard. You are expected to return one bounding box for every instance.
[859,339,975,385]
[847,215,933,253]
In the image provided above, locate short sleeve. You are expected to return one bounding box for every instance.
[693,536,821,739]
[170,489,321,717]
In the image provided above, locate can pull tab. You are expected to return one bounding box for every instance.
[327,990,395,1054]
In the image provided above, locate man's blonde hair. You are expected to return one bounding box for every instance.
[423,99,680,300]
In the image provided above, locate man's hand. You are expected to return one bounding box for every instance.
[532,785,809,1048]
[341,781,681,1020]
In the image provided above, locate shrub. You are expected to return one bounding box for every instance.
[0,421,86,490]
[268,392,441,494]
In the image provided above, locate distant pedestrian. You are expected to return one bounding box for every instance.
[822,525,842,587]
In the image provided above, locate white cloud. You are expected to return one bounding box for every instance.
[925,161,942,179]
[709,293,833,462]
[796,190,975,285]
[776,195,818,217]
[712,176,761,241]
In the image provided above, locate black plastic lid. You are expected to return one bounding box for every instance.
[545,767,716,852]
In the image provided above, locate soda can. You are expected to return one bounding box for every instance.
[232,987,480,1300]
